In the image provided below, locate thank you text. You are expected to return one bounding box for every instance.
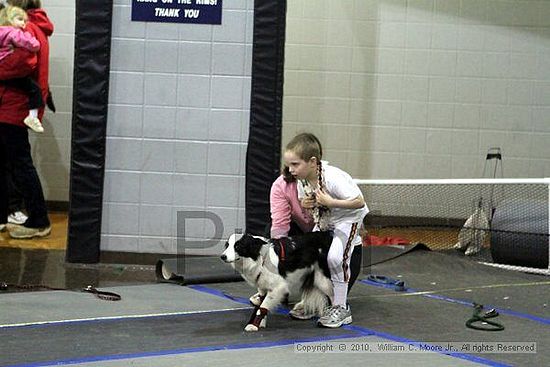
[132,0,222,24]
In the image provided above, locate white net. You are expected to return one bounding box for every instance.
[356,178,550,275]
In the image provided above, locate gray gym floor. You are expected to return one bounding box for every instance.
[0,247,548,367]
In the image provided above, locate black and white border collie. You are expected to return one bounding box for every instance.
[220,232,334,331]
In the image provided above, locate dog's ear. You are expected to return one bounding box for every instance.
[235,234,265,260]
[228,233,244,244]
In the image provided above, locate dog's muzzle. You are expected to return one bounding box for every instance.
[220,253,239,263]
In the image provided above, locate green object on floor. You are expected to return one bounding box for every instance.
[466,303,505,331]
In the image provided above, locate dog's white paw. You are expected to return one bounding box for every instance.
[249,293,263,307]
[245,324,259,332]
[259,317,267,328]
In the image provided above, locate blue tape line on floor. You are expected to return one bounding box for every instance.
[191,285,512,367]
[360,279,550,325]
[3,333,361,367]
[2,284,515,367]
[341,324,512,367]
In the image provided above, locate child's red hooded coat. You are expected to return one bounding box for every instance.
[0,9,53,127]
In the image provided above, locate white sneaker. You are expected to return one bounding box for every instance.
[8,211,28,225]
[24,116,44,133]
[317,305,352,328]
[7,224,51,239]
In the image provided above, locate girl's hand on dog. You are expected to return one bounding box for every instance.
[301,194,316,209]
[315,188,335,208]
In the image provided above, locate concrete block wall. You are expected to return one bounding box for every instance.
[29,0,75,202]
[283,0,550,180]
[102,0,253,254]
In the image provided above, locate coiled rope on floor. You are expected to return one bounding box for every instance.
[466,303,504,331]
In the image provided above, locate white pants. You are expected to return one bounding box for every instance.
[315,222,361,306]
[327,222,360,284]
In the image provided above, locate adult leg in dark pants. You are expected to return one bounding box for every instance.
[0,123,50,237]
[0,160,27,226]
[7,170,25,214]
[0,135,7,229]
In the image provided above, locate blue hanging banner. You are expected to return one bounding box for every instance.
[132,0,223,24]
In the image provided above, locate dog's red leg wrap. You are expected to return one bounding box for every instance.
[247,294,266,324]
[247,306,260,325]
[250,307,268,328]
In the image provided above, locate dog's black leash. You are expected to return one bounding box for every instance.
[81,285,122,301]
[0,282,121,301]
[466,303,504,331]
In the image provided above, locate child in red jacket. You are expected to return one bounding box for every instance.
[0,5,43,132]
[0,0,53,239]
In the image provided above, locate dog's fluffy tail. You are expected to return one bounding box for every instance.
[301,286,329,317]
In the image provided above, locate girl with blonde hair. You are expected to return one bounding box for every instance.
[0,4,43,132]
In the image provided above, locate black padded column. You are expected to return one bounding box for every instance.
[245,0,286,235]
[66,1,113,263]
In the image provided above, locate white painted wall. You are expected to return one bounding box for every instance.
[284,0,550,179]
[102,0,253,253]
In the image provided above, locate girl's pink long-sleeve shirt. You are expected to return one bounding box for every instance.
[0,26,40,61]
[270,175,314,238]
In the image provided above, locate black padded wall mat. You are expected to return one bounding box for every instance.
[67,1,113,263]
[245,0,287,235]
[68,0,285,261]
